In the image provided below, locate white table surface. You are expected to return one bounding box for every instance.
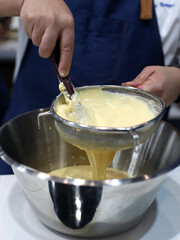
[0,167,180,240]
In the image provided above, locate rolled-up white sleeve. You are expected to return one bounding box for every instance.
[155,0,180,66]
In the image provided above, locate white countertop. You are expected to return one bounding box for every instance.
[0,167,180,240]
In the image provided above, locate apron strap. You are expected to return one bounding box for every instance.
[140,0,153,20]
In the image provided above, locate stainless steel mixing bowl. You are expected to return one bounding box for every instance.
[0,108,179,237]
[50,85,166,151]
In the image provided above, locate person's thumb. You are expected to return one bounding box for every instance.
[122,66,155,88]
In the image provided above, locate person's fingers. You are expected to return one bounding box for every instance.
[31,22,45,46]
[122,66,155,87]
[21,19,33,39]
[20,6,33,38]
[58,27,74,77]
[137,78,155,92]
[38,27,58,58]
[122,81,139,87]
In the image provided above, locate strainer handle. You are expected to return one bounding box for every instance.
[128,130,140,175]
[37,111,51,128]
[129,130,140,153]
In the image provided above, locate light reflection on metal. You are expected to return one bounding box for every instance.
[75,196,82,222]
[144,174,150,180]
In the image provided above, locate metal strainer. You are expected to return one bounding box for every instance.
[41,85,166,151]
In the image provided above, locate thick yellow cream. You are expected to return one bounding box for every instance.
[54,87,156,180]
[55,88,155,127]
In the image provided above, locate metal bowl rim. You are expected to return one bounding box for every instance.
[0,116,180,188]
[0,147,179,187]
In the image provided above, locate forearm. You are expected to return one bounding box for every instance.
[0,0,23,17]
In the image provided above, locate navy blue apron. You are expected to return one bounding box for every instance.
[1,0,164,174]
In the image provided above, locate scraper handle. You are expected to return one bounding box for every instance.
[51,41,75,97]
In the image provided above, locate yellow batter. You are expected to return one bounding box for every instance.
[50,165,132,180]
[53,87,156,180]
[55,88,156,127]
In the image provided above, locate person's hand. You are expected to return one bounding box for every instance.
[122,66,180,107]
[20,0,74,77]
